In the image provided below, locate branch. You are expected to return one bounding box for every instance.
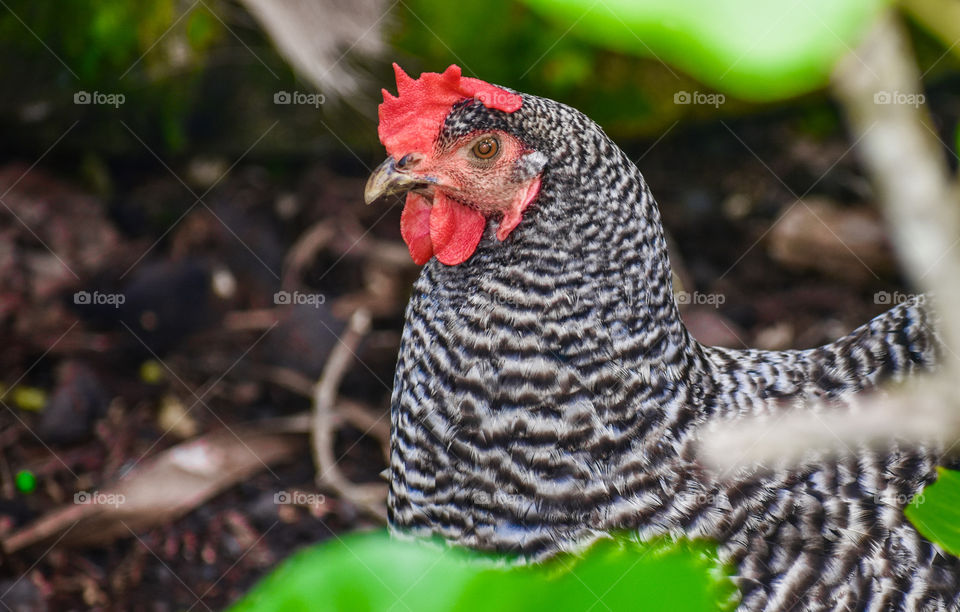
[700,381,960,471]
[311,307,388,521]
[832,11,960,352]
[700,11,960,470]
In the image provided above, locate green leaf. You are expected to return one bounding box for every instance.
[229,530,735,612]
[906,467,960,557]
[393,0,691,137]
[518,0,891,100]
[186,6,221,51]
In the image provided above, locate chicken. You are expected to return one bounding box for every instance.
[364,64,960,610]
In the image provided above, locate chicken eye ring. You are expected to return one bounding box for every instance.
[472,137,499,160]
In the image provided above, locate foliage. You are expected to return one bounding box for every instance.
[390,0,913,136]
[3,0,957,157]
[518,0,890,101]
[392,0,716,138]
[230,530,735,612]
[0,1,222,150]
[0,0,304,159]
[906,468,960,557]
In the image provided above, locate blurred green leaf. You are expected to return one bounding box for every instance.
[394,0,688,136]
[519,0,890,100]
[186,6,220,51]
[906,467,960,557]
[14,470,36,494]
[0,0,238,154]
[230,530,734,612]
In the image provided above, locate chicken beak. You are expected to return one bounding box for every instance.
[364,157,429,205]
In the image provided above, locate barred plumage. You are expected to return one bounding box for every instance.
[381,90,960,609]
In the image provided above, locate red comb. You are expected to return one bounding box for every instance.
[378,64,522,158]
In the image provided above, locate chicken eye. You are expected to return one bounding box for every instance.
[471,137,499,160]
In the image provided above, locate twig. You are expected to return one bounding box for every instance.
[700,380,960,471]
[259,401,389,461]
[833,11,960,353]
[260,366,316,397]
[223,309,281,332]
[310,308,387,521]
[336,399,390,461]
[282,220,336,293]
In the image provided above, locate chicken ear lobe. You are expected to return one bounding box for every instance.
[496,175,542,242]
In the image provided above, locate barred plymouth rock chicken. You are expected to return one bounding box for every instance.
[364,64,960,610]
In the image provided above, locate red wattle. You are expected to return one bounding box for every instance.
[429,192,486,266]
[400,192,434,265]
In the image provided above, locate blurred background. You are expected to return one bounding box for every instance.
[0,0,957,609]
